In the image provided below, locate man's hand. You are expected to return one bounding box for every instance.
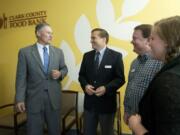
[16,102,26,113]
[51,70,61,79]
[128,114,141,130]
[85,85,95,95]
[128,114,148,135]
[95,86,106,97]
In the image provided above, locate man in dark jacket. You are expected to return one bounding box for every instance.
[79,28,125,135]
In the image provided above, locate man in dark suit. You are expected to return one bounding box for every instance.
[79,28,125,135]
[15,23,68,135]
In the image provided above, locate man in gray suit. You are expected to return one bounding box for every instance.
[15,23,68,135]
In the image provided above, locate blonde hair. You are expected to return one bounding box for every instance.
[154,16,180,62]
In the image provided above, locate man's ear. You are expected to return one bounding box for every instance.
[147,37,151,42]
[145,37,151,45]
[36,31,41,37]
[103,37,107,44]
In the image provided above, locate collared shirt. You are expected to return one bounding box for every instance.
[124,54,163,115]
[36,43,49,65]
[95,46,106,66]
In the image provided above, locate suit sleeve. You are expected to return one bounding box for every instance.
[105,53,125,94]
[15,49,27,103]
[59,49,68,81]
[78,53,88,91]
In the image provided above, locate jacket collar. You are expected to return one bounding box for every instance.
[159,55,180,74]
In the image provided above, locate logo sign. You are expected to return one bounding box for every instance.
[0,10,47,30]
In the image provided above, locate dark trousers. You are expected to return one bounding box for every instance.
[84,109,115,135]
[27,91,61,135]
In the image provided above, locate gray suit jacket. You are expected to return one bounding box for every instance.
[15,44,68,113]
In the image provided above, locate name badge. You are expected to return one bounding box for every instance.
[105,65,112,69]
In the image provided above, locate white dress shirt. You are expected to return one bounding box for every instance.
[36,43,49,65]
[95,46,106,65]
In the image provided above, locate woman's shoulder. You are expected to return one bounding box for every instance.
[159,69,179,85]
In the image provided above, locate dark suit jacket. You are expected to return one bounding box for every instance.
[15,44,68,113]
[79,48,125,113]
[139,55,180,135]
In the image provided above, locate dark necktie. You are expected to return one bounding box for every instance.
[94,51,100,71]
[43,47,49,74]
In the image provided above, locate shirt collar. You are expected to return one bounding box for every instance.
[96,46,106,56]
[138,53,151,62]
[36,42,49,50]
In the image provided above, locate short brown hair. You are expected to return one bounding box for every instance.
[91,28,109,43]
[35,23,50,36]
[154,16,180,62]
[134,24,152,38]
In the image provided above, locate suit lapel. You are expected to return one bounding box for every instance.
[92,50,96,69]
[98,48,109,70]
[48,46,54,74]
[31,44,45,73]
